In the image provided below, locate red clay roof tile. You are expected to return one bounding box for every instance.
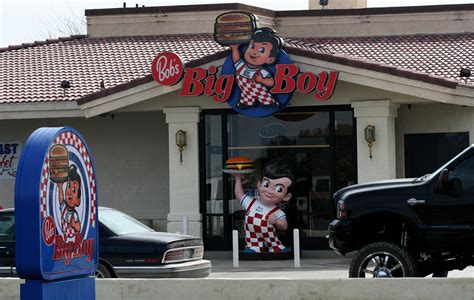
[0,32,472,105]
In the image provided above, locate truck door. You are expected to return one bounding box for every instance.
[0,211,15,277]
[426,153,474,251]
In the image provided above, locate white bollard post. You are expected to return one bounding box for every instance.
[294,228,300,268]
[232,230,239,268]
[182,216,188,235]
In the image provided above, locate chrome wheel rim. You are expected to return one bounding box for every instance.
[94,269,105,279]
[358,251,405,278]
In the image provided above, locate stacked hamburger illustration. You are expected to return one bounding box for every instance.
[214,12,258,45]
[49,144,69,182]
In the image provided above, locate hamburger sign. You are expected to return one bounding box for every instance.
[15,126,98,297]
[151,11,339,117]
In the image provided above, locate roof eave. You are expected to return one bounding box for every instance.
[290,53,474,107]
[76,50,229,107]
[76,46,474,117]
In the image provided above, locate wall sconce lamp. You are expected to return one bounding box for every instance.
[364,125,375,159]
[176,130,187,164]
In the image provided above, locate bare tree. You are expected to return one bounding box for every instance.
[39,8,86,40]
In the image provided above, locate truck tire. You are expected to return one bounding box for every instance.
[349,242,417,278]
[432,271,449,277]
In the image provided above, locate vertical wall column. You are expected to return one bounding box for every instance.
[163,107,202,237]
[351,100,399,183]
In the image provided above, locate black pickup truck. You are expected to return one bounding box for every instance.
[329,145,474,278]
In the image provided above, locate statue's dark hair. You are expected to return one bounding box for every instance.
[68,164,82,199]
[262,159,294,194]
[250,27,282,59]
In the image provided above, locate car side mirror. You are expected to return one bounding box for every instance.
[435,169,450,194]
[449,178,462,197]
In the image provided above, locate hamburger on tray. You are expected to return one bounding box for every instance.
[223,156,255,174]
[214,11,258,46]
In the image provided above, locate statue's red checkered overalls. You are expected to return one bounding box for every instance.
[61,202,79,238]
[234,59,278,108]
[241,194,286,252]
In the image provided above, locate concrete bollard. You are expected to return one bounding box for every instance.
[294,228,300,268]
[232,230,239,268]
[182,216,188,235]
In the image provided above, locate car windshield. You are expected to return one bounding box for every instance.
[100,209,153,236]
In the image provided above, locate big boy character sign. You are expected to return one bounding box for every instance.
[151,11,339,118]
[15,127,98,299]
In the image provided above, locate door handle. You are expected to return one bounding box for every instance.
[0,247,6,249]
[407,198,425,206]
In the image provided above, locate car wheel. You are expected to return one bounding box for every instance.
[432,271,449,277]
[95,262,112,279]
[349,242,417,278]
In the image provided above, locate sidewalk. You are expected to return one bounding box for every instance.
[206,251,353,279]
[206,251,474,279]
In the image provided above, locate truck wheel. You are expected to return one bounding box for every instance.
[95,262,112,279]
[349,242,417,278]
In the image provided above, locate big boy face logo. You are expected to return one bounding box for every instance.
[40,131,97,265]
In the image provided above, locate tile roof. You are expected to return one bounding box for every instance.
[0,32,473,105]
[285,33,474,88]
[0,34,226,104]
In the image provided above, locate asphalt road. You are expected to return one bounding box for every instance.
[207,251,474,279]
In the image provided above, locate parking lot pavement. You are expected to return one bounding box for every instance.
[207,251,353,279]
[206,251,474,279]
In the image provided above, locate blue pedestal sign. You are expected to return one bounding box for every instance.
[15,127,98,300]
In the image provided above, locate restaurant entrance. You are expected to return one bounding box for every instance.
[200,106,356,250]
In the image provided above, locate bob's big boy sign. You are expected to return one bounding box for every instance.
[15,127,98,290]
[151,11,338,118]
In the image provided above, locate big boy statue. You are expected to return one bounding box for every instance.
[232,159,294,253]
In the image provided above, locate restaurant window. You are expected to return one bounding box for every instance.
[200,107,356,250]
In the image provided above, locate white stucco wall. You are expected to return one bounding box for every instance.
[0,112,170,230]
[396,103,474,178]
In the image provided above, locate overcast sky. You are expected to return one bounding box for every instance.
[1,0,473,47]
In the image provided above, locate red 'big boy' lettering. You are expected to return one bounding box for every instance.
[297,72,318,94]
[271,64,299,94]
[153,51,339,107]
[314,71,338,101]
[204,66,218,96]
[213,75,234,103]
[179,68,207,96]
[53,233,95,265]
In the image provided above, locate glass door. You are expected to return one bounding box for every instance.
[200,114,227,249]
[200,107,356,250]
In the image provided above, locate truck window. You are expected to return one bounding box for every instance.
[449,154,474,193]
